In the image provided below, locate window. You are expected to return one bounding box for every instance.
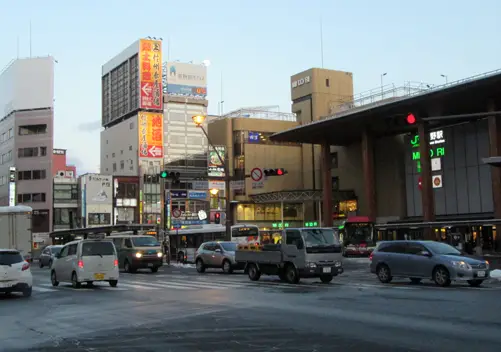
[88,213,111,225]
[331,152,338,168]
[326,78,330,87]
[112,153,115,157]
[129,122,134,129]
[32,170,46,179]
[1,151,12,164]
[40,147,47,156]
[145,194,160,204]
[18,147,39,158]
[285,230,304,249]
[54,208,71,225]
[82,242,115,256]
[0,251,24,265]
[17,193,46,203]
[332,176,339,191]
[8,128,13,138]
[116,183,137,198]
[124,238,133,248]
[113,163,117,172]
[32,209,50,232]
[54,184,78,200]
[129,145,133,151]
[120,160,124,169]
[68,244,77,256]
[406,243,426,255]
[18,170,46,180]
[32,193,46,202]
[59,246,69,258]
[170,135,185,144]
[169,112,186,122]
[18,124,47,135]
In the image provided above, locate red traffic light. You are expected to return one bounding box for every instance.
[277,169,284,176]
[215,213,220,218]
[406,113,416,124]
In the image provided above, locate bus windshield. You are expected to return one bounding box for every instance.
[231,225,260,244]
[344,223,375,246]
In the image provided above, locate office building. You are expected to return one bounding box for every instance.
[0,56,55,242]
[53,148,79,233]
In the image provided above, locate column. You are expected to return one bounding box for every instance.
[418,121,435,239]
[487,102,501,219]
[361,130,377,222]
[321,143,333,227]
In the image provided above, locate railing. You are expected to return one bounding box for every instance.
[222,107,297,121]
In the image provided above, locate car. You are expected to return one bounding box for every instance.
[50,239,119,289]
[370,240,490,287]
[195,241,244,274]
[0,249,33,297]
[39,245,63,268]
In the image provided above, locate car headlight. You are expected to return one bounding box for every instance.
[451,261,471,270]
[306,262,317,268]
[157,252,163,258]
[335,261,342,267]
[135,252,143,258]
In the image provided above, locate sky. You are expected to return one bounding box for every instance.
[1,0,500,174]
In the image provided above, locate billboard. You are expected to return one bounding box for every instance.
[138,111,164,158]
[139,39,163,110]
[208,146,225,177]
[165,62,207,98]
[84,174,112,205]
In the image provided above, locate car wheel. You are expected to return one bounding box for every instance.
[196,259,206,273]
[39,260,43,268]
[247,263,261,281]
[410,278,422,284]
[320,275,333,283]
[124,260,136,273]
[433,266,451,287]
[467,279,483,287]
[109,280,118,287]
[150,267,159,273]
[71,272,81,289]
[222,260,233,274]
[51,270,59,287]
[376,264,392,283]
[22,287,32,298]
[278,271,287,281]
[285,264,300,284]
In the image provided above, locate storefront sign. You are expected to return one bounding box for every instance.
[188,191,207,200]
[170,191,187,198]
[291,76,310,89]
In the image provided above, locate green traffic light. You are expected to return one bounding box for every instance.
[160,171,168,178]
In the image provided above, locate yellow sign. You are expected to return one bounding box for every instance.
[139,39,163,110]
[138,111,163,158]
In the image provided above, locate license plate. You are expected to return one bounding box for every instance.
[0,282,13,288]
[94,273,105,280]
[148,263,153,267]
[322,267,331,273]
[477,271,486,277]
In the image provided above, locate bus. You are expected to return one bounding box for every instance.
[338,216,376,257]
[167,224,226,263]
[230,224,260,245]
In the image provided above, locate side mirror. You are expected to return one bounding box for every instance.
[214,248,222,253]
[419,251,431,257]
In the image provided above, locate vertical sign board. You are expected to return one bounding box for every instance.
[8,166,16,206]
[207,146,226,177]
[138,111,164,158]
[139,39,163,110]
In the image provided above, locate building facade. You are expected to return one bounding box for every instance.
[0,56,55,243]
[78,173,113,228]
[52,148,77,178]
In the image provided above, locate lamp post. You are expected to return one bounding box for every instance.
[440,74,448,84]
[380,72,387,98]
[192,115,232,240]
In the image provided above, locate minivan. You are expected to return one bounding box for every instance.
[107,233,163,273]
[50,239,119,288]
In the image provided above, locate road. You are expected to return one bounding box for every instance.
[1,259,500,351]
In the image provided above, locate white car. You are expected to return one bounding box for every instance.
[50,239,119,289]
[0,249,33,297]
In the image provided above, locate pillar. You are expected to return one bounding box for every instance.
[418,121,435,239]
[321,143,333,227]
[487,102,501,219]
[361,130,377,222]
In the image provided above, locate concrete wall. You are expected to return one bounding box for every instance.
[405,119,493,217]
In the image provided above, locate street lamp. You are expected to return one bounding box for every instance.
[380,72,387,98]
[192,115,232,240]
[440,74,448,84]
[209,188,219,196]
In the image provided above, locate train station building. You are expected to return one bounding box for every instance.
[271,68,501,252]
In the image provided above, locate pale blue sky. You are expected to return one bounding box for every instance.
[1,0,500,173]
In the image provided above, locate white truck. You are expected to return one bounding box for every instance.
[0,206,33,261]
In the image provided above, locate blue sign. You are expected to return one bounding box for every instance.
[248,132,259,143]
[166,84,207,98]
[170,191,187,198]
[172,219,209,226]
[188,191,207,200]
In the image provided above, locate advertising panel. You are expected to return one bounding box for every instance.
[139,39,163,110]
[138,111,164,158]
[84,174,113,205]
[207,146,225,177]
[8,166,16,206]
[165,62,207,98]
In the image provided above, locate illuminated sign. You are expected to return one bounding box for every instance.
[53,149,66,155]
[137,111,163,159]
[304,222,318,227]
[291,76,310,89]
[272,223,290,228]
[410,130,445,148]
[139,39,163,110]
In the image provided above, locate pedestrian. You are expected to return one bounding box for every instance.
[163,239,169,263]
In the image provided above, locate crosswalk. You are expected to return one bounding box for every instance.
[29,274,501,295]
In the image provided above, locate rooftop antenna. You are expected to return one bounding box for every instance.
[29,20,32,57]
[320,17,324,68]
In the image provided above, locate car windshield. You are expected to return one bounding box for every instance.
[302,229,338,247]
[0,251,24,265]
[82,242,115,256]
[132,236,159,247]
[51,246,63,255]
[425,242,461,255]
[220,242,237,251]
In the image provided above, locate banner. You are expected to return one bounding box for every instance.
[139,39,163,110]
[207,146,225,177]
[138,112,164,158]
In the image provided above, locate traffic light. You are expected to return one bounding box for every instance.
[159,171,181,184]
[264,168,288,176]
[406,113,416,125]
[214,212,221,224]
[160,171,168,178]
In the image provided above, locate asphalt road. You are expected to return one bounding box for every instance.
[1,260,500,351]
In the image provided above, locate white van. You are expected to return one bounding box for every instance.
[50,239,119,289]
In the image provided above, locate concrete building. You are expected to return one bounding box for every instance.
[0,56,55,241]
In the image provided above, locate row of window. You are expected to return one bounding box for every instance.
[54,184,78,201]
[18,124,47,136]
[17,169,47,180]
[1,151,12,164]
[88,213,111,225]
[17,193,46,203]
[0,128,13,143]
[19,147,48,158]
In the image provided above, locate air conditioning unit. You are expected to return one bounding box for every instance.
[57,171,65,177]
[65,170,74,178]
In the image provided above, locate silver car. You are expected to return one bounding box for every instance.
[39,245,63,268]
[370,240,490,287]
[195,241,244,274]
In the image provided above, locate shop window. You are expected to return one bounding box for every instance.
[331,152,338,169]
[332,176,339,191]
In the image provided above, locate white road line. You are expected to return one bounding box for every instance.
[32,286,58,293]
[113,282,160,290]
[134,279,231,290]
[124,280,196,290]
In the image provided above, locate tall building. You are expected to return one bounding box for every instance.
[0,56,55,242]
[100,38,210,224]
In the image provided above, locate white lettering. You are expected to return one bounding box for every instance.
[291,76,311,89]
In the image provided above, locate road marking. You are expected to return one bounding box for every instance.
[32,286,58,293]
[124,280,196,290]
